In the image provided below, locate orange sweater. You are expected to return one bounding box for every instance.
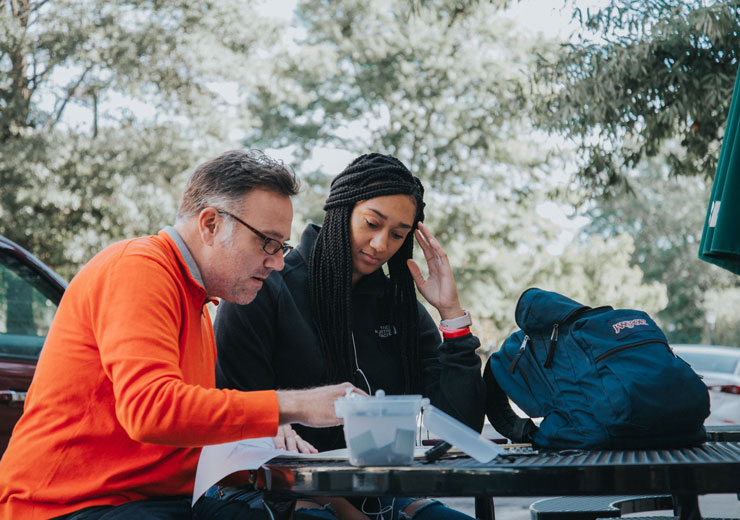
[0,230,279,519]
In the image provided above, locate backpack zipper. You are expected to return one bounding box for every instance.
[544,324,558,368]
[543,306,588,368]
[543,305,612,368]
[508,335,530,374]
[594,339,671,364]
[499,335,534,393]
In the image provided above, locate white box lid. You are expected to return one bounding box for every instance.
[422,405,503,463]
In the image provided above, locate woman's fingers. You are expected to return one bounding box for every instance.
[416,223,449,267]
[417,222,440,250]
[288,430,318,454]
[414,226,434,258]
[297,436,319,454]
[285,431,299,452]
[414,224,451,277]
[274,424,318,454]
[407,259,424,287]
[410,223,464,314]
[273,425,288,450]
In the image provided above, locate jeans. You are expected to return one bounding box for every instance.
[192,485,475,519]
[192,487,335,519]
[53,497,192,519]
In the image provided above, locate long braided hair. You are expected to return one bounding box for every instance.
[309,153,426,394]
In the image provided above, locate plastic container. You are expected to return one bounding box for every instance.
[335,390,429,466]
[423,405,502,463]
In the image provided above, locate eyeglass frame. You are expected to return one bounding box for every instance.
[215,209,293,256]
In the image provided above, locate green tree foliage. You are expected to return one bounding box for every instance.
[241,0,668,350]
[703,288,740,346]
[533,0,740,193]
[584,157,740,343]
[0,0,272,277]
[0,0,673,349]
[3,127,194,278]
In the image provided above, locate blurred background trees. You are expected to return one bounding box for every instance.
[584,157,739,343]
[533,0,740,193]
[2,0,738,349]
[1,0,274,277]
[530,0,740,344]
[237,0,672,349]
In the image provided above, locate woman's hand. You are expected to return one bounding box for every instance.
[273,424,318,454]
[406,222,464,320]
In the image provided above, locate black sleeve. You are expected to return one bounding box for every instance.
[214,279,280,392]
[418,303,486,432]
[483,357,538,443]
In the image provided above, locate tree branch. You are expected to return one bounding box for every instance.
[30,56,63,92]
[30,0,49,13]
[46,65,93,131]
[9,0,31,28]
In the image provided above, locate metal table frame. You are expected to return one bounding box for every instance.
[255,442,740,520]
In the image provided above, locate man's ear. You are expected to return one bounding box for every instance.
[198,208,220,246]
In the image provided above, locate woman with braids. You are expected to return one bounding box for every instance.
[194,153,484,520]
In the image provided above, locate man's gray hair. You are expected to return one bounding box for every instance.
[176,150,300,221]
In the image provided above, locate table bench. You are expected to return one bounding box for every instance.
[257,441,740,520]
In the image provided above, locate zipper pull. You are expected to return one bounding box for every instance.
[544,324,558,368]
[508,335,529,374]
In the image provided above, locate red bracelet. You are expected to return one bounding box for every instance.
[441,326,471,339]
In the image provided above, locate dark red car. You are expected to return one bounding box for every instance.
[0,236,66,454]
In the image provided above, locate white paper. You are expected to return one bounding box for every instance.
[192,438,351,505]
[192,439,434,505]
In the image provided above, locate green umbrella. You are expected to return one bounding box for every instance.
[699,66,740,275]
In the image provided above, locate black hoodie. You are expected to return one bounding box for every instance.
[214,224,485,451]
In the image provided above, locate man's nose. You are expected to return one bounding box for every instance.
[265,251,285,271]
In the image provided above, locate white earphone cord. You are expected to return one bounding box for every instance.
[351,334,397,518]
[351,332,372,395]
[361,497,396,519]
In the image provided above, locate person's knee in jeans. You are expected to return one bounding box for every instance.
[398,498,474,520]
[293,499,338,519]
[192,486,264,519]
[193,486,338,519]
[346,496,473,519]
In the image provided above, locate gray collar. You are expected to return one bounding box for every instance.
[162,226,205,289]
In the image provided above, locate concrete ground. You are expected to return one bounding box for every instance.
[440,494,740,520]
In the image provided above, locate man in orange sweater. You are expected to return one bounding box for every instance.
[0,150,359,519]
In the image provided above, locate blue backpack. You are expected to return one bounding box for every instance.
[486,288,710,449]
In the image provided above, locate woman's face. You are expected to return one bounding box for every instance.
[349,193,416,285]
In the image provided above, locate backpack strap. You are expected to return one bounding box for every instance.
[484,358,538,444]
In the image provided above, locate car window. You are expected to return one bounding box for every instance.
[0,255,60,360]
[678,351,740,375]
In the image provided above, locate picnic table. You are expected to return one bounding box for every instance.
[254,441,740,520]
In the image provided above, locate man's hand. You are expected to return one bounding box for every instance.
[273,424,317,454]
[276,382,366,428]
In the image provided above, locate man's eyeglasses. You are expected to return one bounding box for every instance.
[216,209,293,256]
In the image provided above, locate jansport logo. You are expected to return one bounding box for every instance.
[612,319,648,334]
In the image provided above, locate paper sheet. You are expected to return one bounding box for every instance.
[192,438,433,505]
[193,438,353,505]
